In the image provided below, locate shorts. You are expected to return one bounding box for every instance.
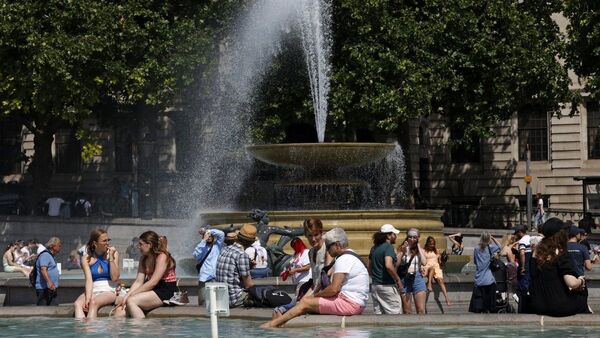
[402,272,427,294]
[152,280,177,301]
[371,284,402,314]
[318,292,364,316]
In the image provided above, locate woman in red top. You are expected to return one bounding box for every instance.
[120,231,177,318]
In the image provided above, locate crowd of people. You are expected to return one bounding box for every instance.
[3,212,597,322]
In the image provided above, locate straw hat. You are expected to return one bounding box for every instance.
[238,224,257,242]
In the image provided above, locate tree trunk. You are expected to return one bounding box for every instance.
[29,130,55,214]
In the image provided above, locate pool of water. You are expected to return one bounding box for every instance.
[0,318,595,337]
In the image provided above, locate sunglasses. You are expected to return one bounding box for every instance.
[326,242,339,250]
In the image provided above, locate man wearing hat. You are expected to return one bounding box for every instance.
[567,226,592,277]
[192,226,225,306]
[216,224,256,307]
[368,224,403,314]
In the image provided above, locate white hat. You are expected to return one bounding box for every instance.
[380,224,400,234]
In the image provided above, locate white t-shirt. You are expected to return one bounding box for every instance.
[291,249,310,284]
[332,252,369,307]
[245,241,269,269]
[46,197,65,216]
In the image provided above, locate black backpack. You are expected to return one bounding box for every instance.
[247,285,292,308]
[29,250,51,288]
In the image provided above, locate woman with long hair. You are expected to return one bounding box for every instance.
[469,232,500,313]
[422,236,450,305]
[529,218,589,316]
[397,228,428,314]
[3,242,32,277]
[120,231,177,318]
[74,229,120,318]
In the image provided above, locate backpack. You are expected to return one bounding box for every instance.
[73,199,87,217]
[29,250,51,288]
[247,285,292,308]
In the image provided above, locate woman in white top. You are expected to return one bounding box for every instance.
[3,243,31,277]
[397,228,428,314]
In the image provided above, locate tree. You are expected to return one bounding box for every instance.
[0,0,238,208]
[329,0,576,145]
[565,0,600,102]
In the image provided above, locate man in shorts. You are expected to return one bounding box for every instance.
[261,228,368,328]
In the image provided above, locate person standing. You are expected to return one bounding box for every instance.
[468,232,499,313]
[192,227,224,306]
[35,237,62,306]
[368,224,403,314]
[397,228,428,314]
[513,224,531,308]
[567,226,592,277]
[535,193,545,227]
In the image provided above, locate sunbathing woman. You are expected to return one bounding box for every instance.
[74,229,121,319]
[120,231,177,318]
[3,242,32,277]
[422,236,451,305]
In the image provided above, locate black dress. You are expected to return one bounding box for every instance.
[529,253,589,317]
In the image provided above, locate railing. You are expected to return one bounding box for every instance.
[436,205,586,229]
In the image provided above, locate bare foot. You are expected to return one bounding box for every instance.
[446,299,451,306]
[260,321,273,329]
[427,285,433,292]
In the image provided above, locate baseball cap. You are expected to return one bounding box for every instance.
[380,224,400,234]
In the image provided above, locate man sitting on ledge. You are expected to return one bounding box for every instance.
[261,227,368,328]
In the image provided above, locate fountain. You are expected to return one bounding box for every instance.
[194,0,444,256]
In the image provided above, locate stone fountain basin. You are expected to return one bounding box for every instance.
[245,142,396,171]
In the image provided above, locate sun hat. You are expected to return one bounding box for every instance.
[238,224,257,242]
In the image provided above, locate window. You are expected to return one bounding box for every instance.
[115,124,133,172]
[54,129,81,173]
[518,111,548,161]
[588,101,600,159]
[0,119,22,175]
[450,127,481,163]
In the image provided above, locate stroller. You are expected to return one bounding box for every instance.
[492,262,515,313]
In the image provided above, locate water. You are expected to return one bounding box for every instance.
[0,318,595,338]
[298,0,332,143]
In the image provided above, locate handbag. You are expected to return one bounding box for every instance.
[397,255,415,279]
[488,246,503,272]
[440,250,449,268]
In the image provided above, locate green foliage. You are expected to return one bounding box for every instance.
[565,0,600,102]
[75,129,103,163]
[328,0,575,144]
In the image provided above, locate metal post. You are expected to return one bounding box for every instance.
[526,145,533,231]
[210,287,218,338]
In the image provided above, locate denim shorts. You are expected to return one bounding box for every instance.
[402,272,427,294]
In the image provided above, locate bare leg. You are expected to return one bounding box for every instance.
[126,291,163,319]
[414,291,426,314]
[271,310,283,320]
[18,266,31,277]
[87,292,117,319]
[74,293,87,319]
[436,277,451,306]
[426,267,433,292]
[401,293,413,314]
[260,296,320,328]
